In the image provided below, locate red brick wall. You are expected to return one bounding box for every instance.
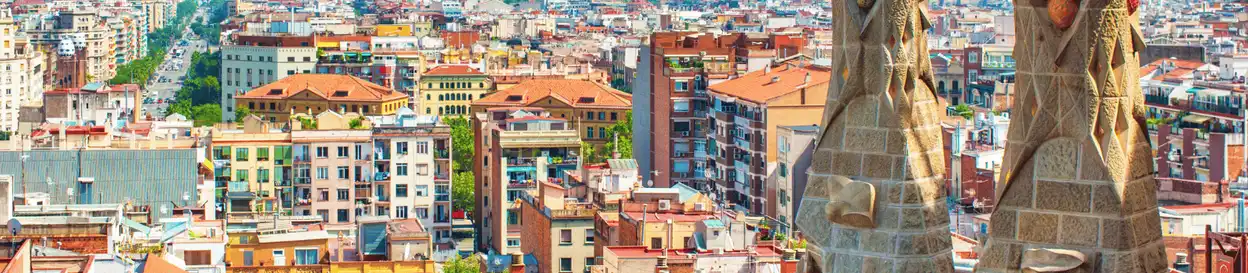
[618,214,640,247]
[520,201,552,272]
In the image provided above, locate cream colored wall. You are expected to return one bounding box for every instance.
[762,83,828,163]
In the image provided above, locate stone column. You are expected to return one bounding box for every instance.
[974,0,1167,272]
[793,0,952,272]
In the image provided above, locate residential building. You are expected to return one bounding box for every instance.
[220,35,319,121]
[634,32,737,189]
[224,223,333,268]
[22,10,116,82]
[43,83,138,126]
[141,0,170,30]
[0,8,43,132]
[706,61,829,214]
[418,65,492,117]
[771,125,816,231]
[1158,202,1243,236]
[370,108,455,242]
[291,111,374,224]
[599,239,795,273]
[473,108,581,254]
[233,74,409,122]
[471,79,632,146]
[615,187,718,251]
[133,219,229,273]
[1140,58,1246,204]
[0,239,101,273]
[210,116,294,219]
[518,182,597,273]
[0,148,199,219]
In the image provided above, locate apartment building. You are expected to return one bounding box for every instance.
[291,111,374,224]
[234,74,409,122]
[706,61,828,214]
[518,182,597,273]
[419,65,492,117]
[471,79,632,146]
[370,110,455,242]
[1141,58,1246,204]
[141,0,170,30]
[0,9,45,132]
[771,125,816,231]
[635,32,808,189]
[210,116,294,219]
[22,10,116,82]
[221,35,318,121]
[473,108,581,254]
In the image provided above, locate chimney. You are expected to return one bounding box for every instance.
[655,255,668,272]
[803,72,810,84]
[509,252,525,272]
[1173,252,1191,273]
[764,64,771,74]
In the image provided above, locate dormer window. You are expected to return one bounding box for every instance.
[268,89,282,95]
[578,97,595,103]
[505,95,523,101]
[333,90,349,97]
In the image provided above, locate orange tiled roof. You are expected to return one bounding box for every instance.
[473,79,632,109]
[142,255,190,273]
[424,65,484,76]
[237,74,407,102]
[708,64,831,104]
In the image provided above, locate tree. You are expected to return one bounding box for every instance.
[349,117,365,129]
[452,171,475,216]
[602,110,633,159]
[953,104,974,120]
[443,254,480,273]
[189,104,221,127]
[444,116,474,172]
[581,142,602,164]
[234,107,252,122]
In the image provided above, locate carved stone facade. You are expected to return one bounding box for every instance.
[794,0,952,272]
[974,0,1166,272]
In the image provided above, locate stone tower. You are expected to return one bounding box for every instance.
[793,0,951,272]
[974,0,1166,272]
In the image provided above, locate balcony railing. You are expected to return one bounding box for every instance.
[295,177,311,185]
[228,181,250,192]
[434,172,450,180]
[435,149,450,159]
[435,194,450,202]
[226,265,327,273]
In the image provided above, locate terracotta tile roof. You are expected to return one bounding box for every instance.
[424,65,484,76]
[237,74,407,102]
[473,79,632,109]
[708,64,831,104]
[140,255,189,273]
[1141,58,1209,80]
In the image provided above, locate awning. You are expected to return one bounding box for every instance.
[1182,115,1213,124]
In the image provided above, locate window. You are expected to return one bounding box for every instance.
[257,148,270,161]
[316,147,329,158]
[396,184,409,197]
[235,148,249,161]
[585,229,595,243]
[674,81,689,92]
[317,209,329,222]
[585,111,593,120]
[397,142,409,154]
[294,249,318,265]
[507,239,520,247]
[337,209,349,222]
[560,229,573,245]
[415,208,428,218]
[650,238,662,249]
[257,168,270,183]
[610,112,618,120]
[318,189,329,201]
[337,189,349,200]
[586,127,594,139]
[599,128,606,139]
[235,169,249,182]
[673,101,690,112]
[397,163,409,176]
[338,166,349,179]
[185,250,211,265]
[560,258,572,272]
[599,112,605,120]
[586,257,595,270]
[415,185,428,196]
[337,146,349,158]
[316,167,329,179]
[969,53,978,63]
[396,206,409,218]
[779,163,788,178]
[416,142,429,154]
[968,69,979,82]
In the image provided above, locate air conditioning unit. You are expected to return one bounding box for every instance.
[658,200,671,210]
[694,203,705,211]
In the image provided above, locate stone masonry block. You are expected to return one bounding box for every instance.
[1017,211,1059,243]
[1035,180,1092,213]
[1058,215,1100,247]
[811,149,835,174]
[846,128,888,154]
[832,151,864,177]
[1033,138,1079,181]
[991,209,1017,240]
[1092,184,1122,215]
[862,154,895,179]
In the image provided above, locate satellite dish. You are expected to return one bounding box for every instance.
[646,180,654,187]
[8,219,21,236]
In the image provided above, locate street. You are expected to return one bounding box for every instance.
[141,6,212,118]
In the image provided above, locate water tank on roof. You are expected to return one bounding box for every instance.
[57,39,74,56]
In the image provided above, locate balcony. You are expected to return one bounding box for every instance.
[374,172,391,182]
[434,172,450,181]
[981,61,1015,69]
[374,152,391,161]
[435,149,450,159]
[294,177,311,185]
[228,181,250,192]
[294,155,311,163]
[435,194,450,202]
[226,265,327,273]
